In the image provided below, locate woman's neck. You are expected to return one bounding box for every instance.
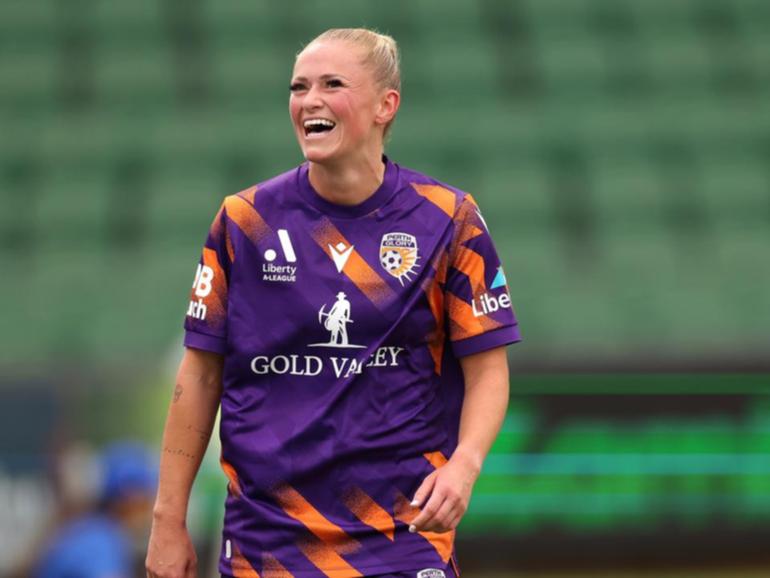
[308,151,385,206]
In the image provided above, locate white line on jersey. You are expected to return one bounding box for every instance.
[277,229,297,262]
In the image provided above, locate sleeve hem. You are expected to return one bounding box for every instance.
[183,330,227,354]
[450,324,521,358]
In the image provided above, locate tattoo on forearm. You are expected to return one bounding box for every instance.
[186,424,209,442]
[173,384,183,403]
[163,446,196,461]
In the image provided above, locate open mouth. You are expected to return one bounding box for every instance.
[303,118,337,138]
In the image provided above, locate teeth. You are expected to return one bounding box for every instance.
[303,119,336,128]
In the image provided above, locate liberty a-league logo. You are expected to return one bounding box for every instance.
[262,228,297,283]
[379,232,419,285]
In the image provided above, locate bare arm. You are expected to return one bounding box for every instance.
[146,347,223,578]
[410,346,510,533]
[453,345,510,473]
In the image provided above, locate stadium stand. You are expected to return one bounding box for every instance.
[0,0,768,368]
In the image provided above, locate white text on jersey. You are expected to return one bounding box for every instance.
[188,264,215,320]
[471,291,512,317]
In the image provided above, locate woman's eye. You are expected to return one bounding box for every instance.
[289,83,305,92]
[326,79,343,88]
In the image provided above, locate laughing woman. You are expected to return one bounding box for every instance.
[146,28,521,578]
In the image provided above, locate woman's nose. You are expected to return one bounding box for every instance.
[303,84,323,110]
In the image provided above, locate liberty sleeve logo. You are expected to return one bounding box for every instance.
[490,265,507,289]
[380,232,419,285]
[310,292,365,348]
[262,228,297,282]
[187,263,214,320]
[471,291,512,317]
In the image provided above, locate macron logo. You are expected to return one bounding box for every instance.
[329,241,355,273]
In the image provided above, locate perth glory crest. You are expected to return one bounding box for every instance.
[379,232,419,285]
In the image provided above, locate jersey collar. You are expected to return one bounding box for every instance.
[297,155,399,218]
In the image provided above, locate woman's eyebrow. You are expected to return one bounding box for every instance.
[291,74,346,82]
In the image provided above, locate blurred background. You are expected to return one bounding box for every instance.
[1,0,769,576]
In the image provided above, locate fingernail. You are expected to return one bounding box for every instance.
[409,525,416,533]
[410,499,419,506]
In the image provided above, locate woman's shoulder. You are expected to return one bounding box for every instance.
[219,164,301,211]
[395,161,477,216]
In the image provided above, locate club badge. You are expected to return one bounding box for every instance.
[379,232,419,285]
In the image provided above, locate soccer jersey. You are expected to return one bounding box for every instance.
[183,156,521,578]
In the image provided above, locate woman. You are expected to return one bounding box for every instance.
[146,28,521,578]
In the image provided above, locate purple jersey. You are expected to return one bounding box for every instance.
[183,156,521,578]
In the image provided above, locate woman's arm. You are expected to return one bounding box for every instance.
[146,347,223,578]
[410,346,510,533]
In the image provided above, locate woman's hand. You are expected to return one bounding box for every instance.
[145,514,198,578]
[408,449,481,534]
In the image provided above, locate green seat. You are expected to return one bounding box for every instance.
[93,42,175,110]
[35,164,113,245]
[697,153,767,219]
[145,167,224,250]
[590,156,667,234]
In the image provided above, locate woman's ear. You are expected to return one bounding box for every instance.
[375,89,400,126]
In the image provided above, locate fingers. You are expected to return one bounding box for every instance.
[409,473,469,533]
[410,470,437,508]
[409,487,444,533]
[420,495,457,533]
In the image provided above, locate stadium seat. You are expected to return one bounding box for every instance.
[1,0,768,364]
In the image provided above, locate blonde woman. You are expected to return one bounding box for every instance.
[146,28,521,578]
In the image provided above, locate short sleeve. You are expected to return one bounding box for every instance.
[444,194,521,357]
[183,200,231,354]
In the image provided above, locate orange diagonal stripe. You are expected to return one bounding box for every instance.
[457,222,484,246]
[261,553,294,578]
[309,219,396,310]
[296,540,363,578]
[237,185,258,205]
[445,292,501,340]
[449,198,485,260]
[421,277,445,375]
[453,245,487,295]
[393,491,454,563]
[413,184,457,218]
[225,194,272,256]
[343,486,395,541]
[433,247,450,285]
[446,292,483,336]
[423,451,448,469]
[220,456,242,497]
[231,542,261,578]
[274,485,360,554]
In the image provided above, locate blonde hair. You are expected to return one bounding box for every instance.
[299,28,401,139]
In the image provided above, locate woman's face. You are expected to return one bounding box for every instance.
[289,40,392,164]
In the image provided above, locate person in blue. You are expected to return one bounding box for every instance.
[34,442,158,578]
